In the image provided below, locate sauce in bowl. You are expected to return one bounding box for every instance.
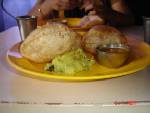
[96,44,130,68]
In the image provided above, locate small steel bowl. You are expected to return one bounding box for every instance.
[96,44,130,68]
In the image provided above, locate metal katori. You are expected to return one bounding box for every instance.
[96,44,130,68]
[16,16,37,41]
[143,16,150,44]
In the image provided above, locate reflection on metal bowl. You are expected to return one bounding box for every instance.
[96,44,130,68]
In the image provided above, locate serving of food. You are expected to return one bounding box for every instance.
[6,17,150,81]
[20,23,82,63]
[50,15,104,30]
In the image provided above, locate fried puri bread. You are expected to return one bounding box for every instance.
[20,23,81,63]
[82,25,127,54]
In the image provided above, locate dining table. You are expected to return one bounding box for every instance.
[0,25,150,113]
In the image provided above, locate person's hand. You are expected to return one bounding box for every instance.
[41,0,69,13]
[29,0,78,19]
[80,0,113,22]
[80,0,103,16]
[80,0,94,12]
[80,0,134,26]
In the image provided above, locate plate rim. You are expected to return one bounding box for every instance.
[6,41,150,81]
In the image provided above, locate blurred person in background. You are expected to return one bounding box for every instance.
[0,0,35,32]
[28,0,135,26]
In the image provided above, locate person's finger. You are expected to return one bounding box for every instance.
[37,0,45,4]
[88,10,96,15]
[61,0,78,10]
[61,1,70,9]
[85,4,93,11]
[61,0,69,4]
[52,1,65,10]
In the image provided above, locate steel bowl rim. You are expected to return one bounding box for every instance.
[96,44,130,53]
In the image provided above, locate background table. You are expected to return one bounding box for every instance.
[0,26,150,113]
